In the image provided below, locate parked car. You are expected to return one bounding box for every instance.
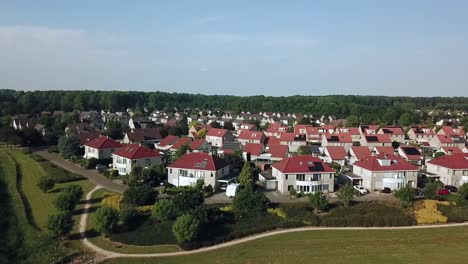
[95,164,108,171]
[437,188,450,196]
[353,185,369,195]
[381,187,392,194]
[444,185,458,193]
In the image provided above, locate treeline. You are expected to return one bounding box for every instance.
[1,89,468,118]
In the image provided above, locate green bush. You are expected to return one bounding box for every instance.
[95,206,120,236]
[424,181,440,200]
[62,184,83,202]
[123,185,158,206]
[308,191,328,214]
[233,187,269,217]
[321,202,414,227]
[111,220,176,245]
[172,214,200,244]
[119,204,141,230]
[173,188,204,213]
[47,211,73,237]
[152,199,179,222]
[37,176,55,193]
[438,204,468,222]
[393,185,416,207]
[458,183,468,200]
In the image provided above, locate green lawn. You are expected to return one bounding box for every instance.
[86,188,181,254]
[103,226,468,264]
[8,150,94,229]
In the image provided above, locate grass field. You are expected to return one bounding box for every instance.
[102,225,468,264]
[86,188,181,254]
[8,151,94,229]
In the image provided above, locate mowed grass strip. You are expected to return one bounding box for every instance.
[102,226,468,264]
[86,188,181,254]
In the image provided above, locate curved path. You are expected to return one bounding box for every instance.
[79,187,468,260]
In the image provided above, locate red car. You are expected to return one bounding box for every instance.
[437,188,450,196]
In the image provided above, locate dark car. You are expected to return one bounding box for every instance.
[381,187,392,194]
[444,185,458,193]
[437,188,450,196]
[95,164,108,171]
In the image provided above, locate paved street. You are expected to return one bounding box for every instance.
[34,150,128,193]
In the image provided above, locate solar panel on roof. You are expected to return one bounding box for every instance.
[309,162,324,171]
[366,136,379,142]
[402,147,420,155]
[382,129,392,134]
[329,136,339,142]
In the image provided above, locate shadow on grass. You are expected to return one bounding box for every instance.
[72,206,99,216]
[78,196,104,205]
[68,229,101,240]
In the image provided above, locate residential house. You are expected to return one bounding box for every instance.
[407,127,436,143]
[205,128,235,148]
[398,145,423,165]
[169,137,193,152]
[83,136,123,160]
[189,139,211,153]
[155,135,179,151]
[167,152,230,189]
[278,133,307,152]
[112,144,162,175]
[426,153,468,187]
[440,146,463,155]
[266,145,289,161]
[123,128,162,144]
[271,156,335,194]
[237,131,266,146]
[373,146,396,156]
[264,123,288,138]
[305,127,329,143]
[378,126,406,143]
[322,146,347,166]
[360,134,392,150]
[352,154,419,191]
[437,126,466,138]
[336,127,361,142]
[321,134,353,151]
[359,125,379,136]
[348,146,372,164]
[218,141,243,156]
[243,143,265,161]
[429,134,466,150]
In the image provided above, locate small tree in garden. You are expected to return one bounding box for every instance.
[119,204,140,230]
[233,187,269,216]
[238,162,254,187]
[152,199,178,222]
[172,214,200,244]
[173,188,204,213]
[337,183,355,207]
[458,183,468,200]
[308,191,328,214]
[37,176,55,193]
[95,206,119,236]
[434,152,445,159]
[393,185,416,207]
[47,211,73,238]
[392,141,400,150]
[123,184,158,206]
[62,184,83,201]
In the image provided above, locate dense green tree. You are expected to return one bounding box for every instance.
[37,176,55,193]
[172,144,192,161]
[53,193,77,212]
[458,183,468,200]
[233,187,269,216]
[172,214,200,244]
[152,199,179,221]
[62,185,83,202]
[57,134,81,159]
[399,113,412,126]
[47,211,73,237]
[238,162,254,187]
[95,206,119,236]
[346,115,359,127]
[392,141,400,149]
[297,145,313,155]
[434,152,445,158]
[423,181,440,199]
[393,185,416,207]
[173,189,204,213]
[123,185,158,206]
[222,148,244,173]
[223,121,235,131]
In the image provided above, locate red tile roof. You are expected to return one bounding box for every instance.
[167,152,229,171]
[113,144,162,159]
[411,126,435,135]
[272,156,335,173]
[266,123,288,134]
[363,134,392,143]
[323,134,353,143]
[435,134,457,144]
[237,123,256,131]
[350,146,372,160]
[360,125,379,134]
[325,146,347,160]
[206,128,229,137]
[398,146,422,161]
[158,135,179,147]
[266,136,282,146]
[440,126,465,136]
[373,146,396,155]
[266,145,289,158]
[171,137,193,150]
[428,153,468,169]
[353,154,418,171]
[84,136,123,149]
[125,128,161,143]
[189,139,208,150]
[78,130,101,145]
[243,143,264,156]
[441,146,463,154]
[336,127,360,135]
[238,130,265,141]
[294,125,313,134]
[279,133,307,142]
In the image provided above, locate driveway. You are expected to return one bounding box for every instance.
[34,150,127,193]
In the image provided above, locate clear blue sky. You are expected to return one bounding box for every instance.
[1,0,467,96]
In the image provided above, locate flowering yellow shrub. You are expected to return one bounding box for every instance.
[267,208,287,219]
[415,200,451,225]
[102,195,123,211]
[220,205,233,212]
[136,205,153,214]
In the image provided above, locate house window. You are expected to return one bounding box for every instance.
[463,170,468,176]
[287,185,293,191]
[296,174,305,181]
[322,184,329,192]
[169,169,172,173]
[179,170,188,177]
[145,159,150,166]
[312,174,321,181]
[285,174,288,180]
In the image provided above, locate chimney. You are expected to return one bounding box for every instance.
[371,150,376,156]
